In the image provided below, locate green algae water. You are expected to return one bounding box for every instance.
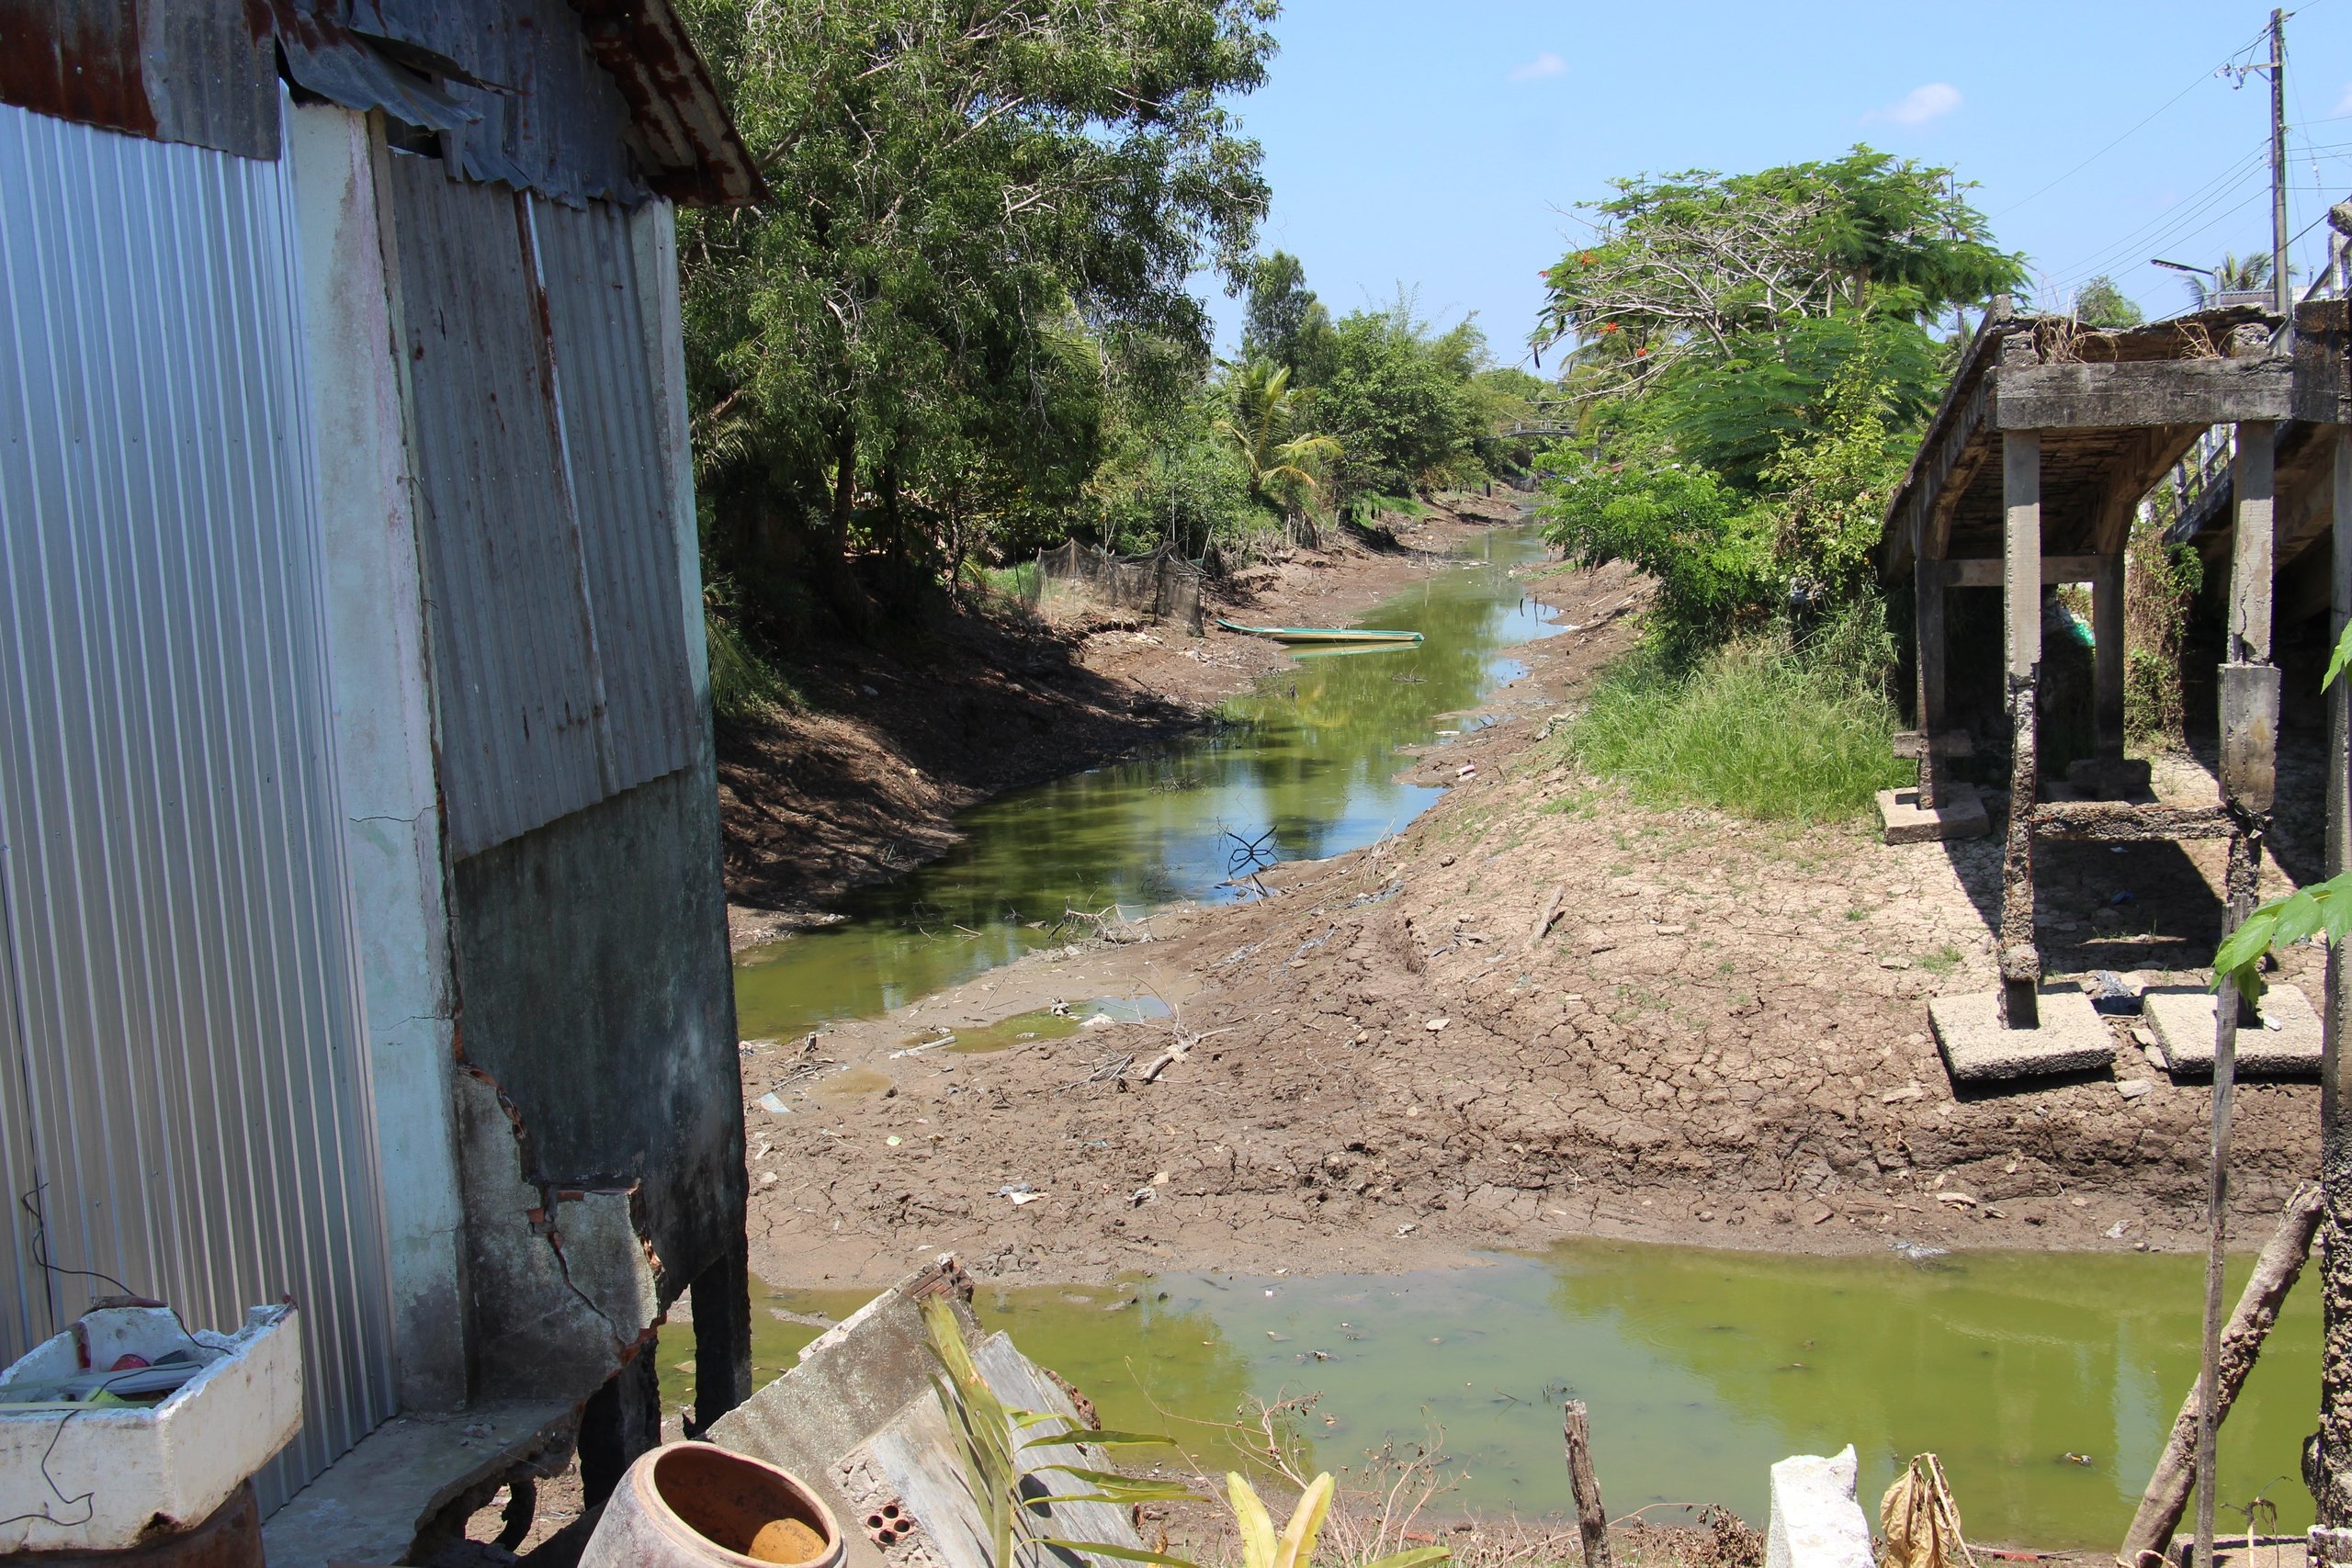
[733,529,1562,1040]
[691,1243,2319,1549]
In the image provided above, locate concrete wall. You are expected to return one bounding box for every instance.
[287,101,469,1414]
[448,757,742,1400]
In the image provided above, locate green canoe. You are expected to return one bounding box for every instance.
[1215,618,1424,647]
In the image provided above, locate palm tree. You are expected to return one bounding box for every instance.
[2180,252,2274,309]
[1216,360,1340,513]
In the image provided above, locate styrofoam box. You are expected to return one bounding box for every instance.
[0,1303,301,1552]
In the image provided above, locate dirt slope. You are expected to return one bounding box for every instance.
[741,558,2324,1290]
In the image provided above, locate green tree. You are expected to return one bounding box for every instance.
[1317,297,1489,500]
[2073,275,2144,328]
[674,0,1276,630]
[1533,147,2021,374]
[1241,251,1337,386]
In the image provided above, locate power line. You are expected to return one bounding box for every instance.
[1994,17,2280,220]
[2042,143,2269,293]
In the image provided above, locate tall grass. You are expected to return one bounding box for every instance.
[1565,615,1909,823]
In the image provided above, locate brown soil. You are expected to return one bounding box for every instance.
[719,495,1524,949]
[739,550,2327,1291]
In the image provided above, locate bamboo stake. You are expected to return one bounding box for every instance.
[2120,1182,2322,1563]
[1564,1400,1614,1568]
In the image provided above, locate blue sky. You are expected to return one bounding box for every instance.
[1203,0,2352,361]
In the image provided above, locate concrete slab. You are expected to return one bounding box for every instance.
[1929,988,2116,1082]
[1876,783,1989,845]
[2143,984,2322,1077]
[262,1399,576,1568]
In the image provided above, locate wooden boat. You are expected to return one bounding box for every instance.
[1215,618,1423,647]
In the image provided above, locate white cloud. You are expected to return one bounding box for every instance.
[1867,82,1963,126]
[1509,51,1566,83]
[2334,80,2352,115]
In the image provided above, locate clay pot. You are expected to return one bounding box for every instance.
[580,1442,844,1568]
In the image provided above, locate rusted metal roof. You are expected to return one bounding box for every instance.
[0,0,761,207]
[0,0,279,157]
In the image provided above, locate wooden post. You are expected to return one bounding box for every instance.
[1915,547,1951,810]
[690,1231,754,1435]
[1564,1400,1614,1568]
[2093,549,2127,761]
[2000,431,2043,1029]
[2317,428,2352,1529]
[2199,422,2281,1566]
[2120,1183,2323,1563]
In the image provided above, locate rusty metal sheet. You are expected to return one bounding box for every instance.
[386,152,614,857]
[532,196,698,793]
[0,0,277,157]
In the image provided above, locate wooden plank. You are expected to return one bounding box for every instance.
[1937,555,2101,587]
[1995,358,2293,432]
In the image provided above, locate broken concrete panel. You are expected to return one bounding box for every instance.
[709,1259,1143,1568]
[2144,984,2323,1077]
[834,1334,1146,1568]
[455,1072,659,1403]
[1876,784,1988,845]
[710,1261,978,1568]
[1765,1445,1871,1568]
[1929,988,2114,1081]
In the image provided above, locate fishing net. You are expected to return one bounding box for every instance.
[1034,541,1205,634]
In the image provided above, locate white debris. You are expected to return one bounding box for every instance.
[1766,1444,1872,1568]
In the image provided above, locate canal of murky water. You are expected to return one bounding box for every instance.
[725,533,2317,1545]
[733,529,1561,1042]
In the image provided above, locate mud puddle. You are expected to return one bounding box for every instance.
[675,1240,2315,1549]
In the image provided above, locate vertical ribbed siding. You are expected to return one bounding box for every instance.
[386,154,612,858]
[390,155,694,858]
[0,103,396,1506]
[531,197,698,790]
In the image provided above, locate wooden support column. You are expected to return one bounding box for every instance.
[2199,420,2279,1561]
[1999,430,2043,1029]
[2093,548,2127,761]
[1915,547,1951,810]
[2317,428,2352,1530]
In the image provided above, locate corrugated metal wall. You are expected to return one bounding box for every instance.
[388,153,695,859]
[0,102,397,1504]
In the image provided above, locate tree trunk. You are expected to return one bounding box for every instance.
[2119,1181,2323,1563]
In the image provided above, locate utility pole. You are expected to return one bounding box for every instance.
[2273,7,2291,319]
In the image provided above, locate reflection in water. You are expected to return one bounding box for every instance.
[734,533,1560,1040]
[748,1246,2311,1549]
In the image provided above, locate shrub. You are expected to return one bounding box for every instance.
[1564,617,1909,822]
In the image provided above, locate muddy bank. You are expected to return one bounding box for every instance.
[719,495,1525,948]
[740,553,2325,1290]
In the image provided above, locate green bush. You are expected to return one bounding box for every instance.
[706,604,797,722]
[1564,624,1908,823]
